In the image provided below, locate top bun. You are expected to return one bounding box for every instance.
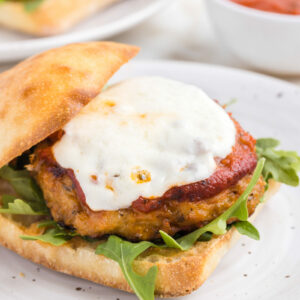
[0,42,139,168]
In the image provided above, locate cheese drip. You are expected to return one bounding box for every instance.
[53,77,236,211]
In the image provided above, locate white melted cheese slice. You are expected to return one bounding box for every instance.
[53,77,236,211]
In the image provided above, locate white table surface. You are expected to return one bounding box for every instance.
[1,0,300,86]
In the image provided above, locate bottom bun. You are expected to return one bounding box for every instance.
[0,180,280,298]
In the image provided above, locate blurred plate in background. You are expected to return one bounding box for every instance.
[0,0,170,63]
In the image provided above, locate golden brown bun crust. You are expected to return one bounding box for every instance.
[0,0,118,36]
[0,180,280,297]
[0,42,139,169]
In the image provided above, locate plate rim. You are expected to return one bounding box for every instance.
[126,59,300,92]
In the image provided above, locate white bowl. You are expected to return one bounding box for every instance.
[205,0,300,75]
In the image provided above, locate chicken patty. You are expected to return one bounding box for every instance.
[30,118,265,241]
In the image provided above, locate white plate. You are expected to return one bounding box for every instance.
[1,61,300,300]
[0,0,169,63]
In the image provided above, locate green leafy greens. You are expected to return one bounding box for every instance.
[0,196,46,215]
[96,236,158,300]
[224,98,238,107]
[21,221,78,246]
[233,221,260,240]
[0,0,44,12]
[24,0,43,12]
[0,165,49,215]
[0,165,76,245]
[256,138,300,186]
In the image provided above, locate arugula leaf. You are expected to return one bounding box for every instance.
[159,158,265,250]
[0,165,48,211]
[96,235,158,300]
[224,98,238,107]
[1,194,17,208]
[0,0,44,12]
[21,228,71,246]
[234,221,260,240]
[0,165,48,214]
[24,0,43,12]
[37,220,58,228]
[256,138,300,186]
[256,138,280,149]
[198,231,213,241]
[0,197,46,215]
[21,221,77,246]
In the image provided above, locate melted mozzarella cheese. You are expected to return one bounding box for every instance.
[53,77,236,211]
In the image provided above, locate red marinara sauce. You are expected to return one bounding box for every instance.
[231,0,300,15]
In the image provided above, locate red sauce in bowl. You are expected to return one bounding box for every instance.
[231,0,300,15]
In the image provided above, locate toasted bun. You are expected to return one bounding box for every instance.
[0,180,280,297]
[0,0,118,36]
[0,42,139,169]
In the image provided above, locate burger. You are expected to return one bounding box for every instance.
[0,42,299,300]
